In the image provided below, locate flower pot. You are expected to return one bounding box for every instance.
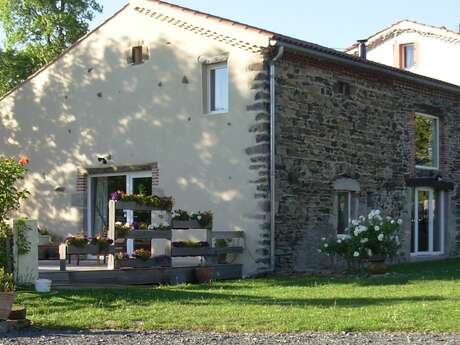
[367,258,387,275]
[194,266,213,283]
[0,292,15,320]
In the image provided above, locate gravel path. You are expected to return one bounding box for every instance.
[1,329,460,345]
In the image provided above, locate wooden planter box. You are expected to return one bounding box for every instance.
[172,220,210,229]
[115,257,171,269]
[171,247,212,257]
[125,230,172,240]
[115,201,166,211]
[66,244,114,255]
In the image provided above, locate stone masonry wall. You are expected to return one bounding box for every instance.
[274,50,460,272]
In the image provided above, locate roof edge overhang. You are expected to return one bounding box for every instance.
[273,38,460,96]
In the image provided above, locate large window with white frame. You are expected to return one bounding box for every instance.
[411,187,445,255]
[415,113,439,169]
[87,171,152,236]
[205,63,228,114]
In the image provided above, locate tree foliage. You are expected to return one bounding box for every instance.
[0,0,102,96]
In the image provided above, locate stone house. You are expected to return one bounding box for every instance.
[346,20,460,86]
[1,0,460,275]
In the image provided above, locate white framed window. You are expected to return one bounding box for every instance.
[401,43,415,69]
[206,63,228,114]
[411,187,445,256]
[415,113,439,170]
[337,191,352,235]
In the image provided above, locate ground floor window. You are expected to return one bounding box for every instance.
[88,172,152,236]
[411,188,445,255]
[337,192,351,234]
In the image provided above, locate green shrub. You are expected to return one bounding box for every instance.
[0,268,14,293]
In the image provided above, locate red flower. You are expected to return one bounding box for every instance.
[18,156,29,166]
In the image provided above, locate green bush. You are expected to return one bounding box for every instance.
[0,268,14,293]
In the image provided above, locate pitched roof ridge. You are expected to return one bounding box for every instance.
[143,0,275,37]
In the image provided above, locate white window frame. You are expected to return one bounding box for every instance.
[206,63,229,115]
[415,113,440,171]
[336,191,353,237]
[411,187,445,256]
[86,171,151,236]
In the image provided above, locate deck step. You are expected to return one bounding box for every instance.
[38,264,242,287]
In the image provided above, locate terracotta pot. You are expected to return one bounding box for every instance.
[194,267,214,283]
[367,258,387,275]
[0,292,15,320]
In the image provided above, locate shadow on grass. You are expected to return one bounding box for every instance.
[18,286,449,314]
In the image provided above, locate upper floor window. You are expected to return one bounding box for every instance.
[399,43,416,70]
[415,113,439,169]
[206,63,228,114]
[127,44,149,65]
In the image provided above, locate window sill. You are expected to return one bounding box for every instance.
[415,165,439,171]
[410,252,444,257]
[204,110,229,117]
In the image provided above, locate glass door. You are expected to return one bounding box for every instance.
[126,172,153,226]
[412,188,444,255]
[88,172,152,236]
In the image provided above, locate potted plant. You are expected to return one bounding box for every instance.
[319,210,402,274]
[38,227,52,245]
[111,191,174,212]
[115,222,133,238]
[0,268,14,320]
[171,210,213,229]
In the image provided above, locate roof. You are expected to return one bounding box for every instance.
[346,19,460,52]
[2,2,460,102]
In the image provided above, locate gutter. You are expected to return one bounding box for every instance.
[276,40,460,96]
[269,45,284,272]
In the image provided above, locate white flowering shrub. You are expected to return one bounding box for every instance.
[319,210,402,262]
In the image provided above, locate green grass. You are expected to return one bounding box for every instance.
[17,259,460,332]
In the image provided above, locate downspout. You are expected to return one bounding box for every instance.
[269,45,284,272]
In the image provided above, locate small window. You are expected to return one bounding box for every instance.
[415,114,439,169]
[400,43,415,69]
[132,46,143,64]
[127,45,149,65]
[337,191,352,234]
[206,63,228,114]
[336,81,350,97]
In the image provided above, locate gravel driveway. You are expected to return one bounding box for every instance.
[1,329,460,345]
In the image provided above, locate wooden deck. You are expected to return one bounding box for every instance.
[39,261,242,286]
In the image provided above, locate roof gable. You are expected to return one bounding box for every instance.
[347,19,460,52]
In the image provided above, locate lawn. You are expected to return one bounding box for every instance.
[16,259,460,332]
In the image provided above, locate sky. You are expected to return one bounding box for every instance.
[0,1,459,49]
[91,0,460,50]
